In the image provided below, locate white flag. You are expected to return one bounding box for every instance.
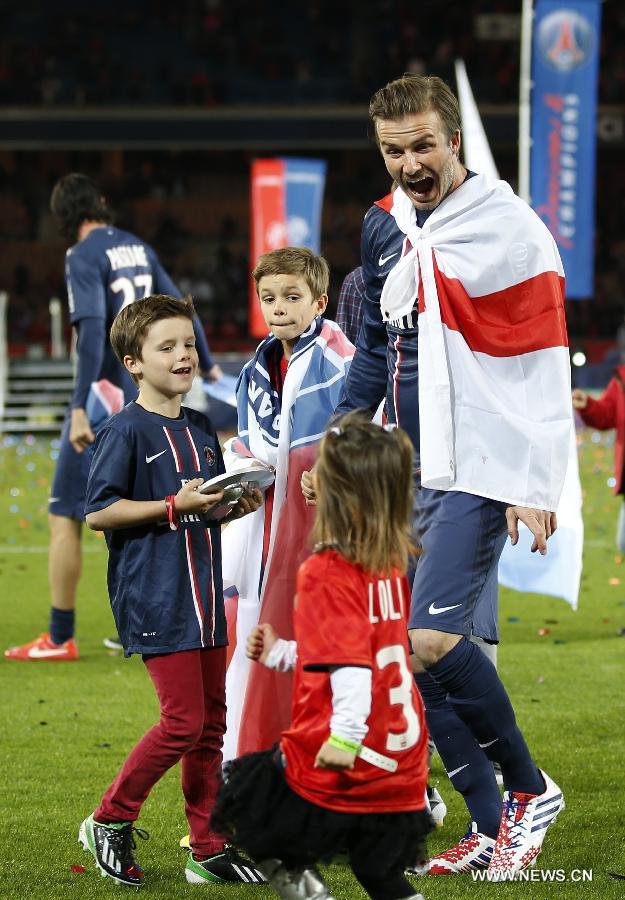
[455,59,499,179]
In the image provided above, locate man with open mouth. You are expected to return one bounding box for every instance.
[332,74,571,879]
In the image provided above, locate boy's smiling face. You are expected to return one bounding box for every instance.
[257,273,328,357]
[125,315,198,405]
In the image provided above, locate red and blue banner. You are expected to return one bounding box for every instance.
[250,157,327,337]
[530,0,601,299]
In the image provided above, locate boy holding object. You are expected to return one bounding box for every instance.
[78,294,264,887]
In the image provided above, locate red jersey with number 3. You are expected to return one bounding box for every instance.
[280,548,428,814]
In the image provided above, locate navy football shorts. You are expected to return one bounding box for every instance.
[48,413,95,521]
[408,487,509,643]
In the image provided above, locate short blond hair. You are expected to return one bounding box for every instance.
[312,411,417,575]
[252,247,329,299]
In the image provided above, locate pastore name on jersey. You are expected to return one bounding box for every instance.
[106,244,149,271]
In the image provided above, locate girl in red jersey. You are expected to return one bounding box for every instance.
[212,412,430,900]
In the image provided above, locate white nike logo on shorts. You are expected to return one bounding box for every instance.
[28,647,69,659]
[428,602,462,615]
[378,251,398,266]
[48,497,60,504]
[447,763,470,778]
[479,738,499,749]
[145,450,168,464]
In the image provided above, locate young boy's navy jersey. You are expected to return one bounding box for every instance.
[66,225,181,403]
[85,402,226,656]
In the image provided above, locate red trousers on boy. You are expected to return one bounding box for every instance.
[95,646,227,857]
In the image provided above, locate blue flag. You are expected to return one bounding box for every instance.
[283,158,327,252]
[530,0,601,298]
[249,157,327,337]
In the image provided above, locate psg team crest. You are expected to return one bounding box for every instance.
[538,9,596,72]
[204,446,216,466]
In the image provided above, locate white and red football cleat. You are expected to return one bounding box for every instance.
[488,769,564,877]
[409,822,495,875]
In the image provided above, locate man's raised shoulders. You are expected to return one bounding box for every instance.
[364,193,394,223]
[374,191,394,213]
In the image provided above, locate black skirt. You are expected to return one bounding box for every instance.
[211,747,432,871]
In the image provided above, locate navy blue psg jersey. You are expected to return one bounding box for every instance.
[85,402,226,656]
[65,226,180,401]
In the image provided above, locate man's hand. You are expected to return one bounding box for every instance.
[206,364,224,383]
[69,407,96,453]
[505,506,557,556]
[301,468,317,506]
[246,623,279,664]
[314,741,357,771]
[228,486,263,520]
[572,388,588,410]
[175,478,224,515]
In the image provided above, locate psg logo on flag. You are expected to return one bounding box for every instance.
[204,446,216,466]
[538,9,596,72]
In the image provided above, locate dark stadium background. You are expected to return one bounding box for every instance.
[1,0,623,375]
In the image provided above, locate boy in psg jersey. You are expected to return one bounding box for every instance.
[212,414,430,900]
[78,294,264,888]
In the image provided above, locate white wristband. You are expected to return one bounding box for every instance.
[265,638,298,672]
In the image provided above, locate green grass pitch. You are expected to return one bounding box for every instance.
[0,430,623,899]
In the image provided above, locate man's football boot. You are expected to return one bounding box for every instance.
[488,769,564,877]
[409,821,495,875]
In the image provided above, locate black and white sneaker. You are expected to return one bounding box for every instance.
[258,859,335,899]
[185,847,266,884]
[79,812,147,887]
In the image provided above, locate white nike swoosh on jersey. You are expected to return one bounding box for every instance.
[479,738,499,749]
[428,602,462,615]
[447,763,470,778]
[145,450,168,464]
[28,646,69,659]
[378,251,398,266]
